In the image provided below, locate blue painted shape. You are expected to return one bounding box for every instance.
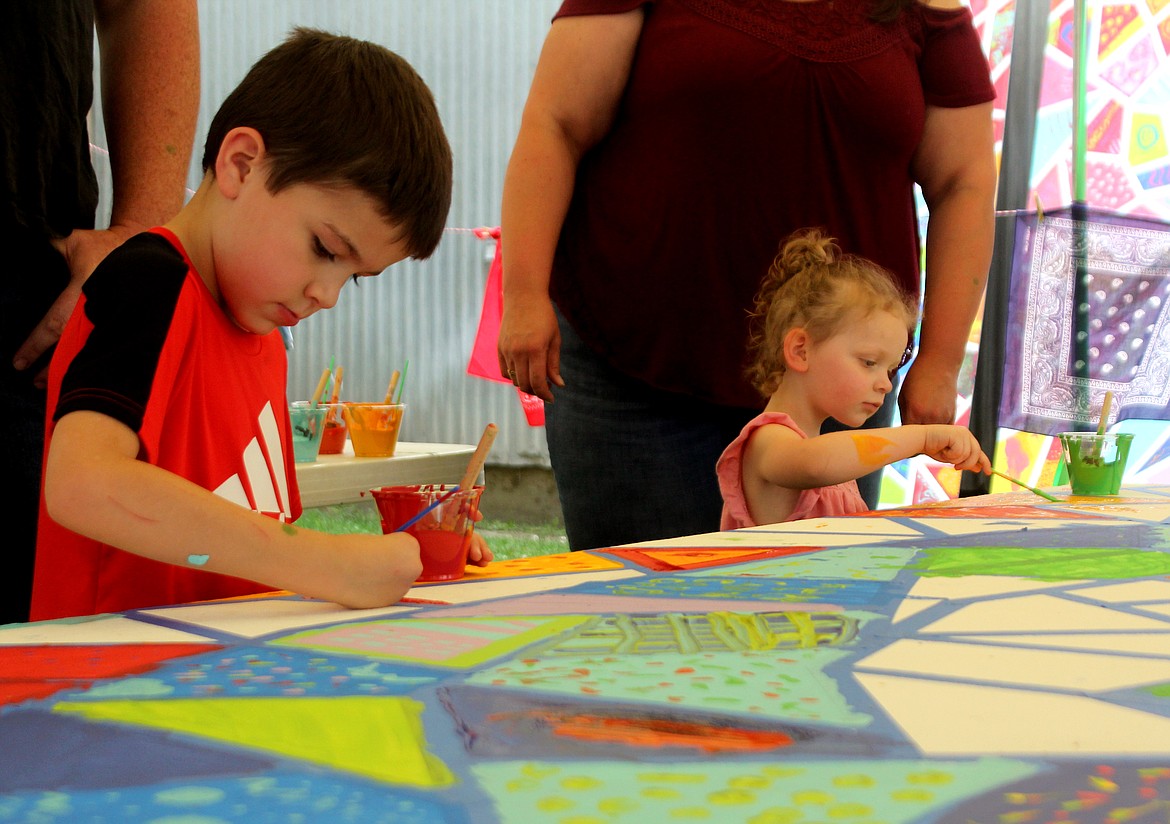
[0,709,273,792]
[569,574,888,607]
[0,768,462,823]
[66,645,441,700]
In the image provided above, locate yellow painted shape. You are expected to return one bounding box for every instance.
[850,433,899,467]
[53,695,453,787]
[1128,112,1167,167]
[992,430,1056,491]
[934,465,962,498]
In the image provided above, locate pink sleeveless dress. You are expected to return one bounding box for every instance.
[717,412,869,529]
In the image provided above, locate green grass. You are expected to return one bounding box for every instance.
[296,502,568,561]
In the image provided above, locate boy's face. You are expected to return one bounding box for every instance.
[212,165,411,335]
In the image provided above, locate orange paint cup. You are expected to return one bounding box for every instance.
[342,402,405,457]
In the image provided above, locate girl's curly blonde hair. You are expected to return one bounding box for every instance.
[745,228,918,398]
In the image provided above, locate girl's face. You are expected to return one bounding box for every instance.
[804,308,908,428]
[210,167,411,335]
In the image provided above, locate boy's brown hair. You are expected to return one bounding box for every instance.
[202,27,452,259]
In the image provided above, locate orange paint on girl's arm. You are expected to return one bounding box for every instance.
[850,433,899,466]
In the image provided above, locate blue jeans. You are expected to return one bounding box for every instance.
[545,312,756,550]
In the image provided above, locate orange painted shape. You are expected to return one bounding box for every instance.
[544,713,794,752]
[459,552,622,580]
[603,546,824,572]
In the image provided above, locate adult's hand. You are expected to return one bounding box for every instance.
[13,224,140,386]
[17,0,201,387]
[897,353,960,425]
[497,290,563,402]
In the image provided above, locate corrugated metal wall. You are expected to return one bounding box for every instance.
[91,0,560,467]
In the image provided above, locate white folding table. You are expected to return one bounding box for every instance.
[294,441,478,508]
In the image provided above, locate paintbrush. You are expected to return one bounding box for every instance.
[383,370,400,405]
[310,367,331,407]
[394,485,461,533]
[1097,390,1114,436]
[325,366,343,424]
[394,359,409,404]
[458,423,498,491]
[442,423,498,528]
[1085,390,1114,462]
[990,468,1061,502]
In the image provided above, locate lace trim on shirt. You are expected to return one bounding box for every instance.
[676,0,925,63]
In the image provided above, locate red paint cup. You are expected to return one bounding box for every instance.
[368,484,484,582]
[318,403,347,454]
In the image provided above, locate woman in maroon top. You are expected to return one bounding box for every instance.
[498,0,997,550]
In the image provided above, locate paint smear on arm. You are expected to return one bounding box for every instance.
[850,433,899,467]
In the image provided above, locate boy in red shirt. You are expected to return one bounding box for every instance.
[31,28,478,620]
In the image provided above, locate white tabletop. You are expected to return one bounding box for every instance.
[294,440,477,508]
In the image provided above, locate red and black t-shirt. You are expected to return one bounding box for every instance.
[32,228,300,620]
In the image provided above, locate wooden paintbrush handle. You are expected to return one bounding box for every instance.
[439,423,498,530]
[459,423,498,490]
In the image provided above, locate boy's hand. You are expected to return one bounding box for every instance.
[324,532,423,609]
[923,425,992,474]
[465,504,492,566]
[467,530,493,567]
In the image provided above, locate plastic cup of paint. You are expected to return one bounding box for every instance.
[342,402,405,458]
[1057,432,1133,496]
[317,403,347,455]
[289,401,329,463]
[367,484,483,582]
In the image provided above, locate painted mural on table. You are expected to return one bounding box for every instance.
[2,490,1170,822]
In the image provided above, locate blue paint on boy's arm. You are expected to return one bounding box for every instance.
[187,554,210,566]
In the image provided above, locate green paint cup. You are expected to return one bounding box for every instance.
[1057,432,1134,496]
[289,401,329,463]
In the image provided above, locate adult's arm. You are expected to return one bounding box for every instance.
[497,10,643,401]
[13,0,200,384]
[901,100,996,425]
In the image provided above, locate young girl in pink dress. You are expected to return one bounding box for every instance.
[717,229,991,528]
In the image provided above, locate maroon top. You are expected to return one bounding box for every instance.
[549,0,995,409]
